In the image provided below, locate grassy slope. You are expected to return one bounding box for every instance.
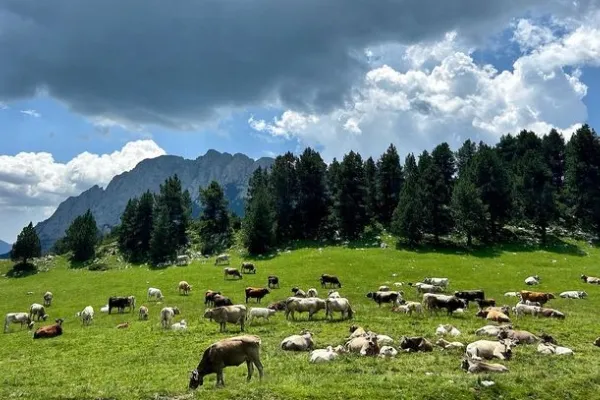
[1,240,600,400]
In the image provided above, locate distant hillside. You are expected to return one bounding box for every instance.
[35,150,274,251]
[0,240,11,258]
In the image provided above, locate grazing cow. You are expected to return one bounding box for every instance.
[76,306,94,326]
[224,268,242,280]
[325,297,354,320]
[213,295,234,308]
[204,290,222,307]
[391,301,423,315]
[560,291,587,299]
[461,358,508,373]
[33,318,64,339]
[284,297,326,320]
[519,290,555,305]
[310,346,345,363]
[525,275,540,285]
[378,285,390,292]
[436,338,465,350]
[497,329,539,344]
[399,336,433,352]
[423,294,465,315]
[43,291,53,307]
[475,298,496,309]
[171,320,188,330]
[108,296,136,314]
[435,324,461,337]
[423,277,449,288]
[475,325,512,337]
[245,287,270,303]
[160,307,181,329]
[4,313,34,333]
[247,308,276,324]
[204,305,247,332]
[320,274,342,288]
[147,287,164,301]
[178,281,192,295]
[267,300,287,311]
[537,342,573,355]
[281,330,314,351]
[415,283,445,294]
[240,262,256,274]
[267,275,280,289]
[29,303,48,322]
[465,339,516,361]
[538,307,565,319]
[366,291,402,307]
[306,288,318,298]
[138,306,149,320]
[476,309,511,323]
[513,303,542,318]
[454,290,485,306]
[581,274,600,284]
[379,346,399,358]
[328,290,341,299]
[291,287,307,298]
[215,253,230,265]
[189,335,263,388]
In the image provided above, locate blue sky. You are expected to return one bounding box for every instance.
[1,0,600,243]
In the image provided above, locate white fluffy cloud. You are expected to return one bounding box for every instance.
[0,140,165,242]
[250,15,599,161]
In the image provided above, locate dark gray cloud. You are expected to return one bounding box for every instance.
[0,0,576,128]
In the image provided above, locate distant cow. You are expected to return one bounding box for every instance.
[267,275,279,289]
[33,318,64,339]
[160,307,181,329]
[204,305,247,332]
[538,307,565,319]
[559,291,587,299]
[399,336,433,353]
[215,253,230,265]
[423,294,465,315]
[366,291,402,307]
[461,358,508,373]
[108,296,136,314]
[43,291,53,307]
[524,275,540,285]
[178,281,192,295]
[176,254,190,266]
[423,277,449,288]
[475,298,496,309]
[415,283,444,294]
[213,295,233,308]
[320,274,341,288]
[267,300,287,311]
[465,339,516,361]
[454,290,484,306]
[284,297,326,320]
[241,262,256,274]
[581,274,600,284]
[224,268,242,280]
[189,335,263,388]
[519,290,555,305]
[476,309,511,323]
[291,287,307,298]
[4,312,34,333]
[204,290,222,307]
[245,287,270,303]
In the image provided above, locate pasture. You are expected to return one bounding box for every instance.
[1,240,600,400]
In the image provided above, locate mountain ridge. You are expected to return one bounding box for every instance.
[35,150,274,251]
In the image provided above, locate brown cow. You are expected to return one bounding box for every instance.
[205,290,222,306]
[224,268,242,280]
[476,309,511,323]
[519,291,555,305]
[245,287,270,303]
[213,295,233,308]
[33,318,64,339]
[267,300,287,311]
[475,298,496,309]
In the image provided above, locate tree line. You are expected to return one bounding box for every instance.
[10,124,600,265]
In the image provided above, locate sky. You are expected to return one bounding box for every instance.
[2,0,600,243]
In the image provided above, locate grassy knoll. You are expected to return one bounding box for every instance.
[1,240,600,400]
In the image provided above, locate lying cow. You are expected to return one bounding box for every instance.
[475,298,496,309]
[513,303,541,318]
[204,305,247,332]
[476,309,511,323]
[559,291,587,299]
[366,291,402,307]
[524,275,540,285]
[189,335,263,388]
[465,339,516,360]
[310,345,346,363]
[33,318,64,339]
[475,325,512,337]
[581,274,600,284]
[461,358,508,373]
[423,277,449,288]
[436,338,464,350]
[538,307,565,319]
[435,324,461,337]
[537,342,573,355]
[345,333,379,356]
[281,330,314,351]
[497,329,539,344]
[398,336,433,352]
[284,297,326,320]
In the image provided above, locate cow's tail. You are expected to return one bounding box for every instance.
[347,305,354,319]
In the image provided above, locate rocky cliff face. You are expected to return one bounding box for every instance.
[35,150,273,251]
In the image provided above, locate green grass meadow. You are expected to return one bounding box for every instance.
[2,240,600,400]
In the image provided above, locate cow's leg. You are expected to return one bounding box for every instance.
[254,359,264,380]
[216,370,225,387]
[240,318,245,332]
[246,360,254,381]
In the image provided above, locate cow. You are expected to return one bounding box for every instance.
[475,298,496,309]
[475,325,512,337]
[581,274,600,284]
[33,318,64,339]
[465,339,516,361]
[176,254,190,266]
[423,294,465,315]
[267,300,287,311]
[160,307,180,328]
[291,287,307,298]
[188,335,263,388]
[224,268,242,280]
[320,274,342,288]
[538,307,565,319]
[4,313,34,333]
[215,253,230,265]
[240,262,256,274]
[247,308,276,324]
[379,346,398,358]
[391,301,423,315]
[519,291,555,305]
[497,329,539,344]
[476,309,511,323]
[325,297,354,320]
[559,291,587,299]
[524,275,540,285]
[436,338,465,350]
[29,303,48,322]
[204,290,222,307]
[203,305,247,332]
[213,295,234,308]
[454,290,484,306]
[281,330,314,351]
[267,275,280,289]
[435,324,461,337]
[43,291,53,307]
[306,288,318,298]
[310,346,346,362]
[147,287,164,301]
[108,296,136,314]
[245,287,270,303]
[284,297,326,320]
[423,277,449,288]
[415,283,445,294]
[398,336,433,352]
[138,306,149,320]
[366,291,403,307]
[461,358,509,373]
[345,333,380,355]
[513,303,542,318]
[537,342,573,355]
[76,306,94,326]
[178,281,192,295]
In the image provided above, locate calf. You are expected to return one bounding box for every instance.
[310,346,345,363]
[320,274,341,288]
[291,287,306,298]
[267,275,279,289]
[391,301,423,315]
[76,306,94,326]
[454,290,484,306]
[247,308,276,324]
[245,287,270,303]
[224,268,242,280]
[240,262,256,274]
[160,307,181,329]
[33,318,64,339]
[138,306,149,320]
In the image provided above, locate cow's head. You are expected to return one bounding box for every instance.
[42,314,49,321]
[365,292,374,299]
[580,291,588,298]
[498,339,517,359]
[460,358,471,371]
[547,293,556,300]
[203,309,214,319]
[189,369,203,389]
[581,274,588,282]
[475,309,488,318]
[173,307,180,315]
[594,337,600,347]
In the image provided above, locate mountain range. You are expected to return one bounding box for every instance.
[0,239,11,255]
[34,150,274,251]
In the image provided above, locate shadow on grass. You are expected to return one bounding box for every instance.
[5,262,38,278]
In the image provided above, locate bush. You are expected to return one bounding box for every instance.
[6,262,37,278]
[89,262,110,271]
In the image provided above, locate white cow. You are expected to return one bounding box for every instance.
[465,339,516,361]
[309,345,345,363]
[281,330,314,351]
[327,290,341,299]
[160,307,180,329]
[423,277,449,288]
[176,255,190,266]
[147,287,164,301]
[76,306,94,325]
[29,303,48,321]
[171,319,188,330]
[504,292,519,297]
[307,288,318,298]
[524,275,540,285]
[513,303,542,318]
[559,291,587,299]
[379,346,398,358]
[435,324,461,337]
[248,307,276,324]
[100,304,109,313]
[43,291,53,307]
[215,253,230,265]
[436,338,465,350]
[537,342,573,355]
[475,325,512,337]
[4,312,34,333]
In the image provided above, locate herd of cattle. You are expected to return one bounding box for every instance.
[4,260,600,389]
